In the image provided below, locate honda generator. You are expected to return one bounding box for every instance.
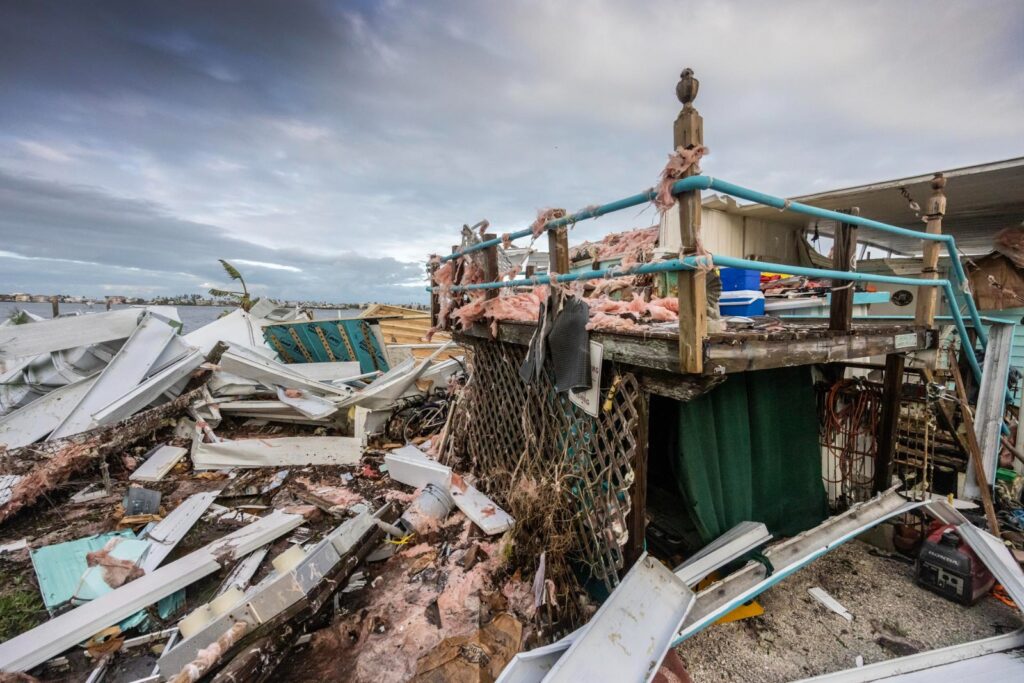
[915,523,994,605]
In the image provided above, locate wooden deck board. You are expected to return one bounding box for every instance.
[455,318,935,376]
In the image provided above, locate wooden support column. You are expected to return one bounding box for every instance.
[829,208,859,331]
[874,352,905,493]
[915,174,946,327]
[624,390,649,569]
[482,233,499,300]
[548,226,570,275]
[674,68,707,374]
[50,296,60,318]
[428,259,440,328]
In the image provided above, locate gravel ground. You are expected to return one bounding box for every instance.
[677,539,1021,682]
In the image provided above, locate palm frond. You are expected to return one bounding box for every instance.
[219,259,243,282]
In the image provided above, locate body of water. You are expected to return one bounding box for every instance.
[1,302,362,334]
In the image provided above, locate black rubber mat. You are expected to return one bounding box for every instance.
[546,295,591,393]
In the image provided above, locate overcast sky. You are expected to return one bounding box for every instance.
[1,1,1021,303]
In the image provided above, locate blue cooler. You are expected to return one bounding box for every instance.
[719,267,761,291]
[719,289,765,316]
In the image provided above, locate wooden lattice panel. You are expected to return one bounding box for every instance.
[448,336,641,591]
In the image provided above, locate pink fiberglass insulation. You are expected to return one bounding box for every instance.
[588,294,678,323]
[531,208,567,238]
[294,476,363,508]
[433,260,455,287]
[593,226,659,264]
[571,226,659,266]
[655,145,709,211]
[650,297,679,314]
[586,312,641,332]
[300,517,517,683]
[995,225,1024,268]
[450,288,546,330]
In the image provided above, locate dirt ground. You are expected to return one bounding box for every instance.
[677,539,1021,682]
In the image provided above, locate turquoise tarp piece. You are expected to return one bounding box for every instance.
[262,319,390,373]
[30,530,135,610]
[670,366,828,545]
[29,530,184,630]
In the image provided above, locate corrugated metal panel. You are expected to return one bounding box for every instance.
[739,157,1024,255]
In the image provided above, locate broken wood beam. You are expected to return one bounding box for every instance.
[206,507,397,683]
[949,358,1001,535]
[0,386,205,525]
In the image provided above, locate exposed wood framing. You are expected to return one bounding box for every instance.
[638,370,725,402]
[0,385,206,524]
[949,358,1000,535]
[209,508,395,683]
[704,328,931,375]
[457,322,933,376]
[873,353,905,493]
[829,208,859,332]
[914,173,947,327]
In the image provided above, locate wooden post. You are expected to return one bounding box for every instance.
[625,390,649,569]
[915,174,946,327]
[874,352,905,493]
[428,259,440,328]
[548,226,570,275]
[949,357,1001,535]
[675,68,707,374]
[49,296,59,318]
[829,208,859,331]
[482,233,499,300]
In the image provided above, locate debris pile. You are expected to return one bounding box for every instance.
[0,302,535,682]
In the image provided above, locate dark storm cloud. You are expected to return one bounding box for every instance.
[0,1,1022,301]
[0,170,424,302]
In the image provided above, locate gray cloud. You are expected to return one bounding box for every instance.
[0,170,424,301]
[1,0,1022,301]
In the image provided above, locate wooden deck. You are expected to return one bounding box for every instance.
[456,317,935,377]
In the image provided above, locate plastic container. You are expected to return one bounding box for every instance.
[719,289,765,316]
[400,483,455,534]
[720,267,761,292]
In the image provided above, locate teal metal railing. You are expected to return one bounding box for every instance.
[432,174,987,382]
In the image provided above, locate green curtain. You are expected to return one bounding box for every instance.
[671,366,828,544]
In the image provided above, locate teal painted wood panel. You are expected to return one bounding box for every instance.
[262,319,389,373]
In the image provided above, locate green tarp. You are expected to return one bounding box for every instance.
[666,366,828,545]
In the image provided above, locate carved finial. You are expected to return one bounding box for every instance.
[931,172,946,191]
[676,68,699,107]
